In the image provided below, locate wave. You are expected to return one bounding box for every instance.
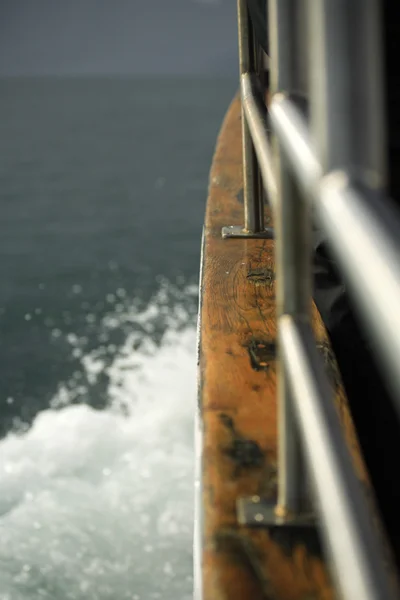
[0,280,197,600]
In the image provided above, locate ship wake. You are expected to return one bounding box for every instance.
[0,281,197,600]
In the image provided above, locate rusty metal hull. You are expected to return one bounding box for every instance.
[196,94,387,599]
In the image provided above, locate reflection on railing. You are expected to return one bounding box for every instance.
[225,1,400,599]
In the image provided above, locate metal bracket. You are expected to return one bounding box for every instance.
[237,496,315,529]
[222,226,274,239]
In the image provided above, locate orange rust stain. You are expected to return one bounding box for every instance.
[198,93,388,599]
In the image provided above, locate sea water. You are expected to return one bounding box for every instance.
[0,77,236,599]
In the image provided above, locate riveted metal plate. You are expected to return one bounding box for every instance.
[237,496,315,528]
[222,225,275,239]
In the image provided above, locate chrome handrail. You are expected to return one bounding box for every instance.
[228,1,400,598]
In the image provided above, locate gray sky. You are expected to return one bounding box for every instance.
[0,0,238,76]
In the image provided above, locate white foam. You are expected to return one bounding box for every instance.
[0,283,197,600]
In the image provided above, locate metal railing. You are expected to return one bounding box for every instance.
[230,1,400,598]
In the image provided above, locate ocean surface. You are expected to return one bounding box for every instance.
[0,77,236,600]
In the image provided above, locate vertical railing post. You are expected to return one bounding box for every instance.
[308,0,386,183]
[222,0,274,240]
[269,0,311,517]
[237,0,264,233]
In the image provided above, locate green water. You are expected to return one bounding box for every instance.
[0,76,236,600]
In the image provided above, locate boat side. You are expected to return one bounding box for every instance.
[196,93,378,600]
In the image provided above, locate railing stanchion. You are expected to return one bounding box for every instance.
[222,1,273,239]
[269,0,310,517]
[237,0,263,233]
